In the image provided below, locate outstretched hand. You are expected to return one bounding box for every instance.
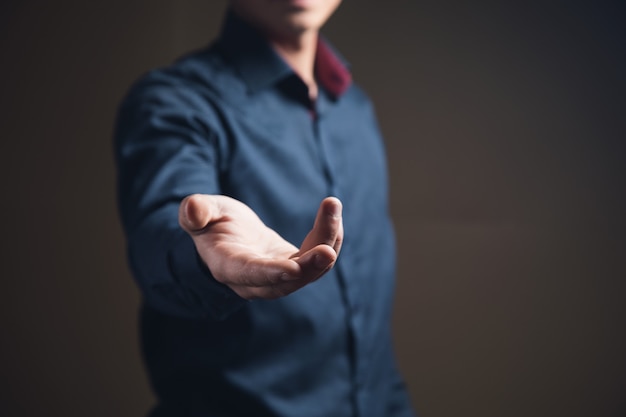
[178,194,343,299]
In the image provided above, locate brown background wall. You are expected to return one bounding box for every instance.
[1,1,625,416]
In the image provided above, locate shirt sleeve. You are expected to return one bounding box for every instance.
[114,73,247,320]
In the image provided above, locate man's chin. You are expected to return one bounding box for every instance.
[278,13,326,34]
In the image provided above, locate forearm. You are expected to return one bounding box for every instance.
[115,76,246,320]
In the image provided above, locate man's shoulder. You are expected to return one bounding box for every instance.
[336,81,378,119]
[120,44,245,111]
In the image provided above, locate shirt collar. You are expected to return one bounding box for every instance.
[216,9,352,98]
[315,36,352,97]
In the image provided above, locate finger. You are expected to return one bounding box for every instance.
[300,197,343,253]
[236,279,307,300]
[178,194,221,235]
[227,257,304,300]
[229,248,336,299]
[294,244,337,281]
[236,257,301,288]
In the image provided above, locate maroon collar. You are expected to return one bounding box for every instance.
[315,39,352,98]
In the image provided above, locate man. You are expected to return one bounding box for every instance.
[115,1,416,416]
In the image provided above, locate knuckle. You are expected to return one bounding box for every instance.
[265,271,287,286]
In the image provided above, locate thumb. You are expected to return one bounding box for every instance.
[178,194,220,235]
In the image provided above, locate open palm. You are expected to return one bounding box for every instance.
[179,194,343,299]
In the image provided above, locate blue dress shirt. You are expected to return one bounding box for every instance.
[115,10,415,417]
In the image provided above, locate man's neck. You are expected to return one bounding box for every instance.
[269,30,319,100]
